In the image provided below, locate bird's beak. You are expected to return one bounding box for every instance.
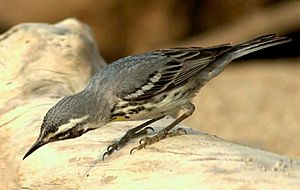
[23,139,46,160]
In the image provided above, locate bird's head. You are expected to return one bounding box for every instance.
[23,94,95,160]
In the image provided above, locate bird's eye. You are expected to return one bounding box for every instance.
[51,123,60,132]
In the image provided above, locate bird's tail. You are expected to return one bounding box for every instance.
[205,34,291,79]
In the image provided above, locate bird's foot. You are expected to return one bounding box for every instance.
[102,127,154,160]
[130,128,186,154]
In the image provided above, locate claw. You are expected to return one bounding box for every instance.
[177,128,187,135]
[145,127,155,133]
[106,144,113,151]
[103,142,119,160]
[130,147,138,155]
[102,151,109,161]
[107,143,120,151]
[139,138,145,145]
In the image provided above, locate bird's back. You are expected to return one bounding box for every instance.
[90,44,232,99]
[88,45,232,120]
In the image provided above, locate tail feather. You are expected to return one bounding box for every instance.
[205,34,291,79]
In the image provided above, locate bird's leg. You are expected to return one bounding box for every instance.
[102,115,166,160]
[130,102,195,154]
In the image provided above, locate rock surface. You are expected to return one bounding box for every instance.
[186,59,300,158]
[0,19,299,189]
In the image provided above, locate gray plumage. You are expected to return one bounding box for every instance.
[23,34,291,160]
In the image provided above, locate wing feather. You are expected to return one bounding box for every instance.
[122,45,231,101]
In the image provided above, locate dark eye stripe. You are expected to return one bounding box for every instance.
[50,122,83,141]
[57,131,70,140]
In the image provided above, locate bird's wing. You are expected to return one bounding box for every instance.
[116,45,232,101]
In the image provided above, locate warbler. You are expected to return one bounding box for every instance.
[23,34,291,160]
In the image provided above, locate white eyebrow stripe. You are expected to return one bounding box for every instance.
[54,115,89,135]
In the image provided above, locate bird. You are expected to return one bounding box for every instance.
[23,34,291,160]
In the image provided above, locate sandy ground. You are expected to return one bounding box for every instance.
[185,58,300,158]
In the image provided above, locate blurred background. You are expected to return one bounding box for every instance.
[0,0,299,157]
